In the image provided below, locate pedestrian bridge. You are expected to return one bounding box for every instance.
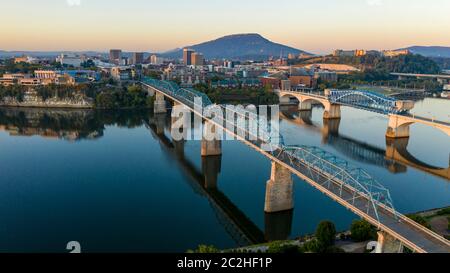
[141,78,450,253]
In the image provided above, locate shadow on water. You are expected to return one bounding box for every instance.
[144,113,294,246]
[280,105,450,181]
[0,106,447,250]
[0,107,295,246]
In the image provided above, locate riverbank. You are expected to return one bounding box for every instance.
[192,206,450,254]
[410,207,450,240]
[0,92,93,109]
[0,82,154,110]
[0,103,93,109]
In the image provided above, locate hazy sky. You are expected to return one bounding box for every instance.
[1,0,449,54]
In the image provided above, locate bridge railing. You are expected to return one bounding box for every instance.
[142,77,213,107]
[143,77,284,148]
[280,145,397,222]
[328,89,415,115]
[142,78,399,224]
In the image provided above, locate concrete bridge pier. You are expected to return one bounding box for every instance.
[265,162,294,213]
[202,155,222,189]
[264,210,293,242]
[279,96,291,106]
[154,112,166,135]
[297,110,313,124]
[376,231,404,253]
[154,92,167,114]
[323,104,341,119]
[201,121,222,157]
[298,101,312,111]
[144,86,155,96]
[386,114,415,139]
[171,102,190,141]
[386,115,411,139]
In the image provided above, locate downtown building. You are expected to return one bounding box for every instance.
[191,52,204,66]
[183,48,195,66]
[131,52,144,65]
[109,49,122,65]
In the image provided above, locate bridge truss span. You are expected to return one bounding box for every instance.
[278,145,396,222]
[328,89,411,115]
[141,78,450,253]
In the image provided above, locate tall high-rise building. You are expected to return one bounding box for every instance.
[183,48,195,66]
[110,49,122,65]
[131,52,144,65]
[191,53,204,66]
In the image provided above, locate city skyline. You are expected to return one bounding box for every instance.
[1,0,450,54]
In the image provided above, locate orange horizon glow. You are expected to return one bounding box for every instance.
[1,0,449,54]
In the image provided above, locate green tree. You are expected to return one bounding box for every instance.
[267,242,301,253]
[315,221,336,250]
[350,220,377,242]
[187,245,220,253]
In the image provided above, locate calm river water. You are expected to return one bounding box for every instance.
[0,98,448,252]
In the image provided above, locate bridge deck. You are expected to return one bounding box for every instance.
[402,114,450,127]
[271,147,449,253]
[142,79,450,253]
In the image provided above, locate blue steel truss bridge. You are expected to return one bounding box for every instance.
[141,78,450,253]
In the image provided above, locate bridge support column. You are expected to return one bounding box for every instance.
[202,155,222,189]
[154,112,166,135]
[201,121,222,157]
[154,92,167,114]
[324,104,341,119]
[171,103,190,141]
[145,85,155,96]
[298,101,312,111]
[265,162,294,213]
[386,115,410,139]
[279,96,291,106]
[376,231,404,253]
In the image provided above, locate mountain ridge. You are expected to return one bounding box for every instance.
[398,46,450,58]
[160,33,311,60]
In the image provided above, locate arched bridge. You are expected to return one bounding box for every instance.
[327,89,414,115]
[277,89,450,139]
[141,77,450,253]
[279,108,449,181]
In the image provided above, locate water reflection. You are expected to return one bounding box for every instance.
[0,106,447,251]
[0,107,147,141]
[145,113,288,246]
[280,106,449,181]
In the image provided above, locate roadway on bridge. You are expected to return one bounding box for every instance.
[141,78,450,253]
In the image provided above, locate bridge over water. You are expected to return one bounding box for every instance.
[141,78,450,253]
[277,89,450,139]
[145,114,263,245]
[279,108,449,181]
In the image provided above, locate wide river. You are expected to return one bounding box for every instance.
[0,98,448,253]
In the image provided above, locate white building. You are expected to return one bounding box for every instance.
[56,54,83,67]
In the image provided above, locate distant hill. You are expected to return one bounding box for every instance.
[161,33,311,60]
[0,50,105,58]
[399,46,450,58]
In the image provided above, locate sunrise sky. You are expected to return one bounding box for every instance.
[1,0,449,54]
